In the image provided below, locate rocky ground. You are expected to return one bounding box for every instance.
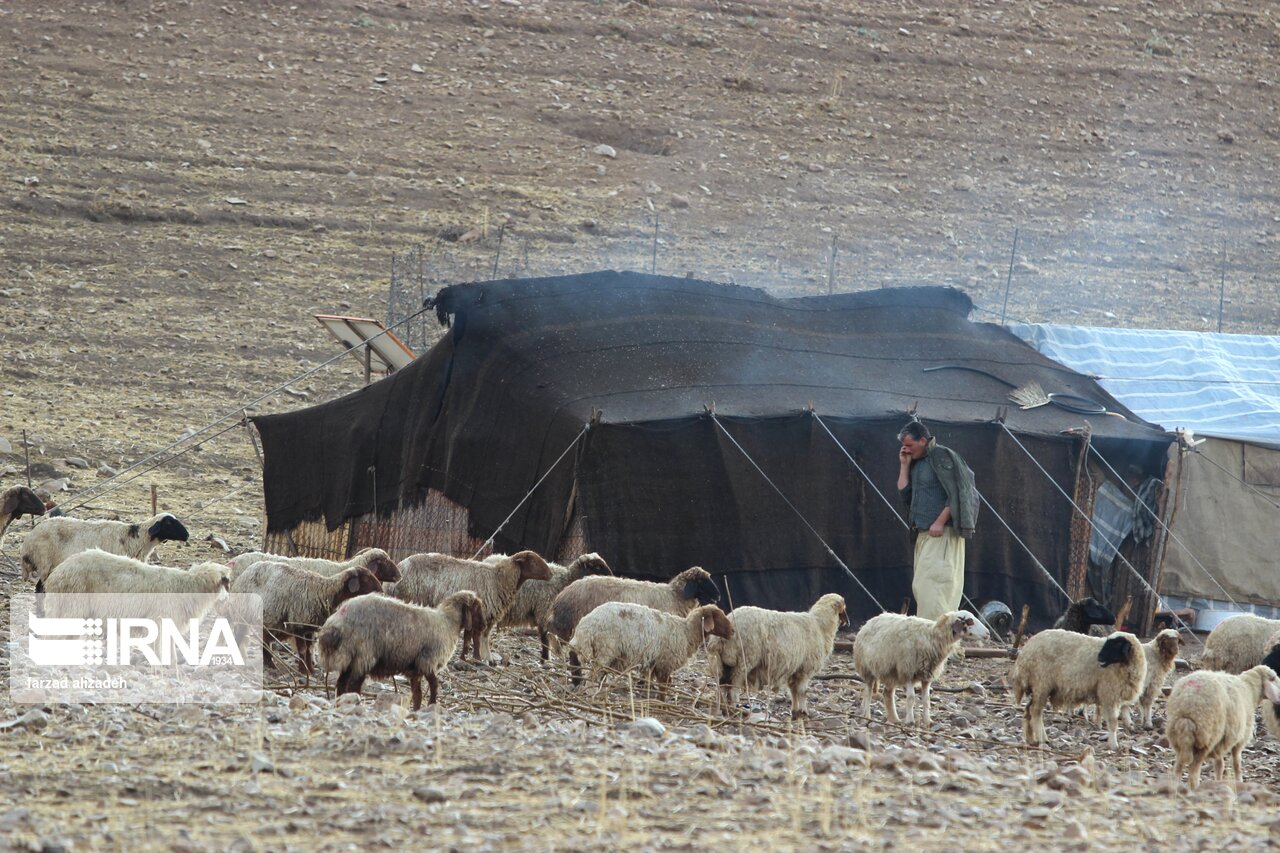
[2,0,1279,848]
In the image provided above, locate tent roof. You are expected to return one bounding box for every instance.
[428,272,1159,437]
[1008,324,1280,447]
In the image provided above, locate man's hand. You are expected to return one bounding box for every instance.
[899,446,912,465]
[928,520,945,538]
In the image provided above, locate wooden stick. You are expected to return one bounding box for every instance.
[1114,595,1133,631]
[150,484,158,516]
[1012,603,1031,649]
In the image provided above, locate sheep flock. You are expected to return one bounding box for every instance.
[4,511,1280,850]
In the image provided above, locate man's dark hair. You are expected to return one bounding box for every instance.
[897,421,931,442]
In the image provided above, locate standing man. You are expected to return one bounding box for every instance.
[896,421,978,619]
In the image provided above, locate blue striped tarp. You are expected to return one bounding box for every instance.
[1008,324,1280,447]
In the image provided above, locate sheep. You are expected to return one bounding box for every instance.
[228,547,401,585]
[317,591,484,710]
[388,550,552,663]
[21,512,190,592]
[1,485,45,542]
[549,566,721,685]
[1261,633,1280,740]
[568,602,733,696]
[1125,628,1182,730]
[41,548,230,623]
[852,610,989,727]
[1052,597,1116,633]
[1165,664,1280,789]
[1009,629,1146,749]
[1201,613,1280,674]
[496,552,613,660]
[707,593,848,719]
[230,561,383,674]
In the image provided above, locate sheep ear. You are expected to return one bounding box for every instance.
[951,617,967,636]
[346,576,361,594]
[701,613,715,634]
[0,492,16,517]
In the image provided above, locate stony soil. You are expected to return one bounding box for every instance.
[2,0,1279,849]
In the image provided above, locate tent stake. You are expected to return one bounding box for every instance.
[1216,240,1227,333]
[999,226,1019,326]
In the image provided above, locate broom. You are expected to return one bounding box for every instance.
[1008,380,1051,410]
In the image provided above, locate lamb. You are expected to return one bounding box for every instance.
[230,561,383,674]
[41,548,230,623]
[1052,597,1116,633]
[1165,664,1280,789]
[568,602,733,696]
[852,610,989,727]
[1010,629,1146,749]
[388,550,552,662]
[228,547,401,585]
[496,552,613,660]
[1262,632,1280,740]
[317,590,485,709]
[549,566,721,685]
[1201,613,1280,674]
[21,512,190,592]
[1125,628,1182,729]
[1,485,45,542]
[707,593,848,719]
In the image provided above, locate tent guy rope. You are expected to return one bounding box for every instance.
[708,412,886,613]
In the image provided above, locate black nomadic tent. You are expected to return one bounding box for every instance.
[254,272,1173,628]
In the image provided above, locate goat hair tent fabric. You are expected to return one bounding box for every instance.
[254,272,1172,622]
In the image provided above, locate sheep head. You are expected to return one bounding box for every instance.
[1077,597,1116,627]
[946,610,989,640]
[147,513,190,543]
[813,593,848,627]
[1248,664,1280,704]
[361,550,402,584]
[190,563,233,597]
[1262,639,1280,677]
[1097,633,1136,668]
[675,567,720,606]
[2,486,45,521]
[333,567,382,609]
[510,550,552,584]
[1155,629,1181,665]
[696,604,733,640]
[569,552,612,579]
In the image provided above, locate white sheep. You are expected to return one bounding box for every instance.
[707,593,848,719]
[41,548,230,623]
[317,591,485,709]
[388,550,552,663]
[568,602,733,696]
[231,560,383,674]
[852,610,988,727]
[549,566,721,685]
[1201,613,1280,674]
[1,486,44,543]
[1010,629,1147,749]
[21,512,190,591]
[1165,664,1280,789]
[1125,628,1182,730]
[496,552,612,660]
[228,547,401,585]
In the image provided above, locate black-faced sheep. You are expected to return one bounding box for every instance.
[317,591,485,710]
[1052,597,1116,633]
[230,561,383,674]
[569,602,733,696]
[1201,613,1280,674]
[549,566,721,686]
[41,548,230,623]
[1,485,45,542]
[22,512,190,592]
[852,610,989,727]
[1010,630,1146,749]
[496,552,613,660]
[707,593,848,719]
[388,550,551,663]
[1165,664,1280,789]
[1262,634,1280,740]
[228,547,401,585]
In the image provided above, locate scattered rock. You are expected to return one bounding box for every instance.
[0,437,11,454]
[0,709,50,732]
[621,717,666,738]
[414,786,447,803]
[669,194,691,209]
[335,693,362,710]
[97,464,118,477]
[592,144,617,159]
[288,694,309,712]
[64,457,90,469]
[249,753,274,774]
